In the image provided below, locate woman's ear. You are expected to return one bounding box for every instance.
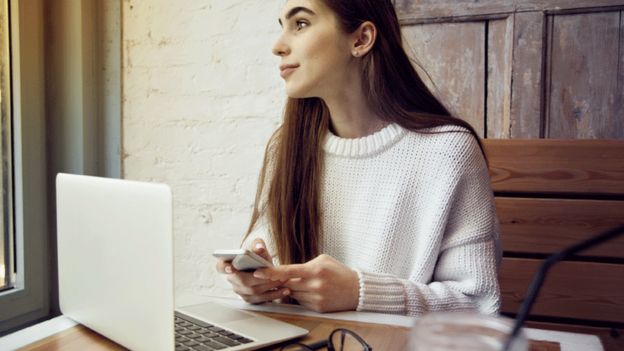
[351,21,377,57]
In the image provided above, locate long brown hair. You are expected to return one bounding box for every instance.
[245,0,484,264]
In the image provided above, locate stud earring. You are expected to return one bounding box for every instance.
[353,51,359,57]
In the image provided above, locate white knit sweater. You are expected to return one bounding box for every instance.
[244,123,501,316]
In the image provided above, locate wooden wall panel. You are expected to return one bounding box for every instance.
[509,12,544,138]
[500,258,624,323]
[618,11,624,136]
[546,12,623,139]
[396,1,624,22]
[487,17,513,138]
[402,22,485,136]
[496,197,624,258]
[398,3,624,140]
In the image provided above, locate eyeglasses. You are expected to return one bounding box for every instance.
[280,328,372,351]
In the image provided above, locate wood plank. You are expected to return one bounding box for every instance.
[484,139,624,195]
[402,22,486,136]
[395,1,624,23]
[546,12,622,138]
[487,17,514,138]
[509,12,544,138]
[18,315,561,351]
[19,325,125,350]
[525,321,624,351]
[262,312,411,351]
[500,258,624,323]
[18,314,413,351]
[496,197,624,258]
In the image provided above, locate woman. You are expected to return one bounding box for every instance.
[216,0,501,317]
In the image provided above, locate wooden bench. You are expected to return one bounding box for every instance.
[484,140,624,351]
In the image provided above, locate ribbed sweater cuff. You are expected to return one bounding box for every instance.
[355,270,406,314]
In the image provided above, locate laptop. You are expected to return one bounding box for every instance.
[56,173,308,351]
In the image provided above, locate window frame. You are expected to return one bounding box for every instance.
[0,0,49,335]
[0,0,13,293]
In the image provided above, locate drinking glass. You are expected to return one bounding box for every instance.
[409,312,528,351]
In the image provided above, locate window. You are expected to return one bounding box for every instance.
[0,0,121,335]
[0,0,49,335]
[0,0,14,294]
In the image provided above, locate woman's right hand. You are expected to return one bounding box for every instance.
[216,238,291,304]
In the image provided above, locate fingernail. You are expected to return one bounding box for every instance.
[282,289,290,296]
[224,265,232,274]
[255,242,265,250]
[253,270,266,279]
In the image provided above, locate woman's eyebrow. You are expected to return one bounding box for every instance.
[278,6,316,26]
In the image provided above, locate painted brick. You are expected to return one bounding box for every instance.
[122,0,285,296]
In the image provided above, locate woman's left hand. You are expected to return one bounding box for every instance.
[253,254,360,313]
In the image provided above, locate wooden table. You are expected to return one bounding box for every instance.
[18,312,560,351]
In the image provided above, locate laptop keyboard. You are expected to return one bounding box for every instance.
[175,312,254,351]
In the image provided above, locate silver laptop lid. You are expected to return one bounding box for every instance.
[56,173,175,351]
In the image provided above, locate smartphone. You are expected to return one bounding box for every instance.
[213,249,272,272]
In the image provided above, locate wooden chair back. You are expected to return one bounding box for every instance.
[484,139,624,350]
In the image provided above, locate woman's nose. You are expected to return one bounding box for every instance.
[272,35,290,57]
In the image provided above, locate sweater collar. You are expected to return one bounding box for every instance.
[323,123,406,158]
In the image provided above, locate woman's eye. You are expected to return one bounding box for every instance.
[296,20,309,30]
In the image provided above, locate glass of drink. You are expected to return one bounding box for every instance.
[409,312,529,351]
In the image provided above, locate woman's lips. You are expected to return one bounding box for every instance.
[279,64,299,78]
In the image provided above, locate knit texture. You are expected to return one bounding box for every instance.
[244,123,501,316]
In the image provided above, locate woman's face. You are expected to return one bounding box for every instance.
[272,0,355,99]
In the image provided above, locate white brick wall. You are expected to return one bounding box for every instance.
[122,0,285,296]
